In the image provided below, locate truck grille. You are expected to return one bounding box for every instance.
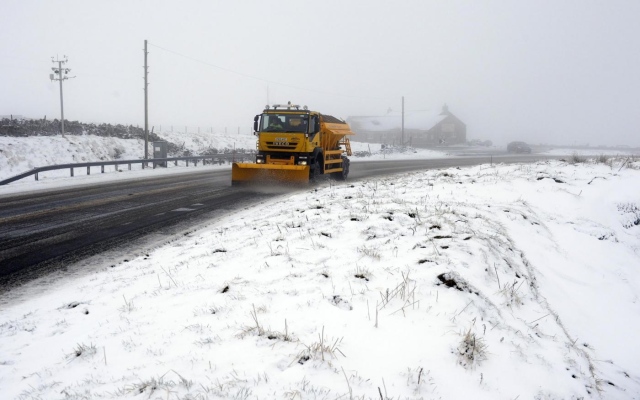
[265,142,297,150]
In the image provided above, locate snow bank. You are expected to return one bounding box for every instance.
[0,135,144,181]
[1,159,639,399]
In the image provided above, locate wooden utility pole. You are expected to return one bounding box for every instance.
[144,40,149,163]
[401,96,405,146]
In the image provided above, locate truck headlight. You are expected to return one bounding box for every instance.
[298,160,307,165]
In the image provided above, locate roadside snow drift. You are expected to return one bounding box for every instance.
[0,132,256,182]
[1,159,639,399]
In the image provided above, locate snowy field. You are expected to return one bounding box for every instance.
[1,157,639,399]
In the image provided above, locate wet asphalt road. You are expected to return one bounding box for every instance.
[0,154,554,286]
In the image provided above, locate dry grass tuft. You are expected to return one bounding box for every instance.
[67,342,97,360]
[457,327,487,368]
[295,326,344,365]
[568,152,586,164]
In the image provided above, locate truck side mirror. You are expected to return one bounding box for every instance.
[314,119,320,133]
[253,115,259,133]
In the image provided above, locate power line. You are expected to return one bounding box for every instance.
[147,42,387,101]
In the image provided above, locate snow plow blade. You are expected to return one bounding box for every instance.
[232,163,310,186]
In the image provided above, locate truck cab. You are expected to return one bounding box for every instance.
[231,103,353,185]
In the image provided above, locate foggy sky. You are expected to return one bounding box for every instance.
[1,0,639,146]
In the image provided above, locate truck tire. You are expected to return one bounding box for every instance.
[331,157,350,180]
[310,159,321,182]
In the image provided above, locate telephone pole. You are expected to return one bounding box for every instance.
[401,96,405,146]
[144,40,149,163]
[50,55,74,136]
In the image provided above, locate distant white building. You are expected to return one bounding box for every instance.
[347,105,466,147]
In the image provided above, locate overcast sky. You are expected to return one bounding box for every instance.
[2,0,639,146]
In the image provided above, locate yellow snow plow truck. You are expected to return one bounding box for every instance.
[231,103,354,185]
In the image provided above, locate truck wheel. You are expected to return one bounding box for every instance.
[310,159,321,182]
[331,157,350,181]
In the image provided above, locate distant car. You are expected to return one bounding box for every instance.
[507,141,532,153]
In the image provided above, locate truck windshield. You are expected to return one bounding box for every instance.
[261,114,309,133]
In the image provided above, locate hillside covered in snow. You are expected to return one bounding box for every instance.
[1,157,639,399]
[0,118,257,181]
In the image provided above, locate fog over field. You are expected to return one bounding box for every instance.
[1,1,639,146]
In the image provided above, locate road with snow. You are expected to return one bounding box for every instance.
[0,155,555,286]
[0,169,259,285]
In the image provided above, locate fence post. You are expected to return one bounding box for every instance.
[35,173,39,181]
[101,165,105,173]
[87,166,90,175]
[70,168,74,177]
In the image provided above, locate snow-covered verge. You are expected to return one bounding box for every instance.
[0,135,145,181]
[543,148,640,157]
[0,132,255,182]
[1,159,639,399]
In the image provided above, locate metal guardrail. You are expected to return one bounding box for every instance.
[0,153,254,185]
